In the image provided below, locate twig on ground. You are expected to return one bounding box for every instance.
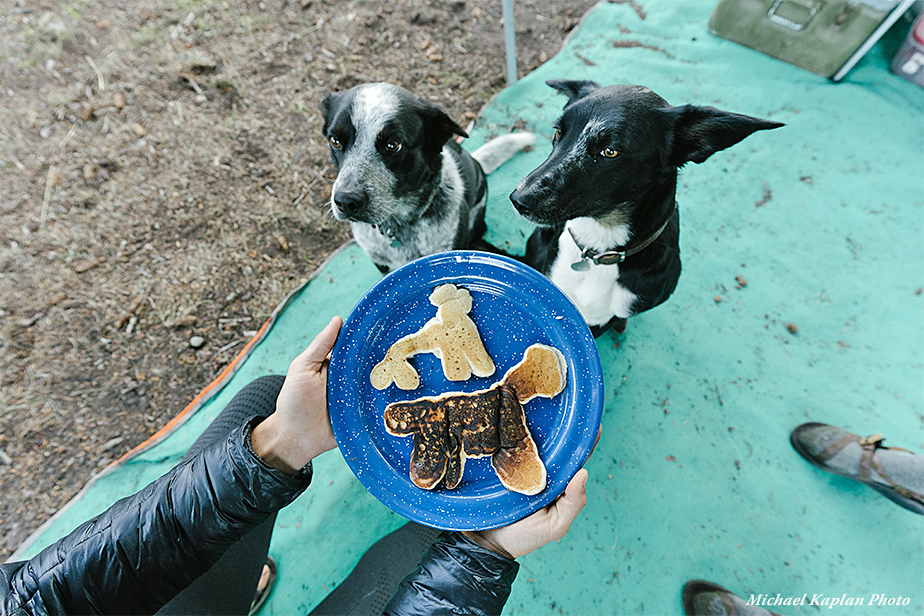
[86,56,106,91]
[118,282,155,328]
[292,191,308,207]
[307,165,329,190]
[179,72,205,95]
[59,126,77,149]
[169,101,185,125]
[214,340,241,356]
[683,398,711,425]
[684,383,728,425]
[40,166,57,230]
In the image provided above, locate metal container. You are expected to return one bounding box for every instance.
[709,0,905,77]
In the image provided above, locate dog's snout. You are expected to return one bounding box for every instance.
[509,171,567,226]
[332,190,366,218]
[509,188,531,214]
[510,174,546,216]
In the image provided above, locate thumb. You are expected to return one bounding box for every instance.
[293,316,342,372]
[552,468,588,528]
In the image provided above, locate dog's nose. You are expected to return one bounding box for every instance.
[333,191,366,218]
[509,188,532,215]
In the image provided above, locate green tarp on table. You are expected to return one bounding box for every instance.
[14,1,923,614]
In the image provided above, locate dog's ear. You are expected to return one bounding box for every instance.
[318,91,344,133]
[420,102,468,155]
[666,105,784,166]
[546,79,601,105]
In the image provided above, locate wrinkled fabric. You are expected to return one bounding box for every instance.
[0,417,310,616]
[384,532,518,616]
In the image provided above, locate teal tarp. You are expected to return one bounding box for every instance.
[15,1,923,614]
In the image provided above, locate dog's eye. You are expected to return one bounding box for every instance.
[601,147,618,158]
[553,127,561,142]
[384,140,402,154]
[329,135,342,149]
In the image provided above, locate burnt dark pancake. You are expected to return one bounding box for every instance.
[383,343,566,494]
[385,398,448,490]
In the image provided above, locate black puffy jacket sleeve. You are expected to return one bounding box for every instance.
[384,532,519,616]
[0,417,311,616]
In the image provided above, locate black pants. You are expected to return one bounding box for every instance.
[157,375,285,616]
[155,374,440,616]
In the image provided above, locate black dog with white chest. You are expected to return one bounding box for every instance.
[510,80,783,337]
[321,82,533,273]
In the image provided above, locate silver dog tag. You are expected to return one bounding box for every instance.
[571,259,591,271]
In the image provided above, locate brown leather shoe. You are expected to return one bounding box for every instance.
[790,422,924,515]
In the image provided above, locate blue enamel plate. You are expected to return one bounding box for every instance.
[328,251,603,531]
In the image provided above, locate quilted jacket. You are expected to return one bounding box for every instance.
[0,418,518,615]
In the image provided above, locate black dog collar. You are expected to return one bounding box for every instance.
[568,214,671,271]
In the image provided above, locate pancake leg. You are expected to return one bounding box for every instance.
[370,341,422,391]
[439,389,502,489]
[385,399,449,490]
[441,417,465,490]
[491,386,547,495]
[410,431,448,490]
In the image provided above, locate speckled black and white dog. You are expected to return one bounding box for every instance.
[510,80,783,337]
[320,82,534,273]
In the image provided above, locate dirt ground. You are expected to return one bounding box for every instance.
[0,0,606,558]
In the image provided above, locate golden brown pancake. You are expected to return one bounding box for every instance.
[371,284,496,391]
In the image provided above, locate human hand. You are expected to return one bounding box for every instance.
[462,468,588,560]
[251,316,342,475]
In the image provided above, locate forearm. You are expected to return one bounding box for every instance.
[1,417,311,615]
[383,532,519,616]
